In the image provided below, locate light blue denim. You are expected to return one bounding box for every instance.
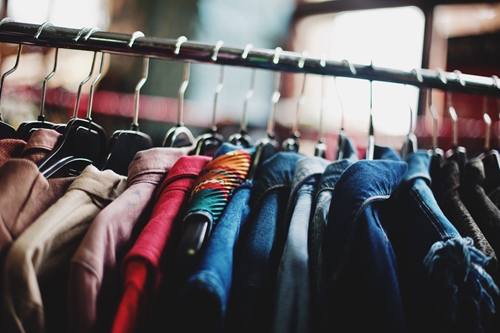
[227,152,302,333]
[323,159,408,332]
[271,156,329,333]
[387,151,499,333]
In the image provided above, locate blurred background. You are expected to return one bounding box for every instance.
[1,0,500,158]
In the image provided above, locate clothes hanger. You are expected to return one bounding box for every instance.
[191,40,225,156]
[401,69,421,159]
[102,32,153,176]
[246,46,282,181]
[162,36,195,148]
[314,54,328,158]
[335,59,356,160]
[478,92,500,194]
[444,70,467,176]
[365,61,375,160]
[37,46,108,178]
[228,43,254,147]
[0,18,21,139]
[282,51,308,152]
[51,26,97,134]
[428,86,445,189]
[16,22,60,141]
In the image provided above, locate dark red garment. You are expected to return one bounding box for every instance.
[112,155,210,333]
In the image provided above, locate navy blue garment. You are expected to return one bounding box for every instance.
[227,152,302,333]
[323,159,408,332]
[309,136,358,333]
[272,156,329,333]
[388,151,498,333]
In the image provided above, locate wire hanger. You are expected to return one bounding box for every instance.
[246,46,282,181]
[282,50,308,152]
[335,59,356,160]
[163,36,195,148]
[314,54,328,158]
[228,43,254,147]
[16,22,60,141]
[401,69,421,159]
[444,70,467,175]
[38,29,108,178]
[102,31,153,176]
[192,40,225,156]
[0,18,21,139]
[365,61,375,160]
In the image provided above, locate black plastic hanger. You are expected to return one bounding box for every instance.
[163,36,195,148]
[335,59,356,160]
[478,94,500,194]
[16,23,59,141]
[228,44,254,148]
[282,51,308,153]
[37,51,108,178]
[428,87,445,188]
[191,40,225,156]
[0,37,22,139]
[314,55,328,158]
[102,32,153,176]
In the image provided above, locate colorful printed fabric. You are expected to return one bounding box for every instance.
[183,149,252,226]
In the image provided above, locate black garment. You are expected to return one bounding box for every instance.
[435,159,497,278]
[460,158,500,332]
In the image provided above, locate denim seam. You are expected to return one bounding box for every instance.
[254,183,290,207]
[331,194,390,283]
[314,187,334,203]
[410,186,452,239]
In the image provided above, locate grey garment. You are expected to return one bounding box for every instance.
[272,156,329,333]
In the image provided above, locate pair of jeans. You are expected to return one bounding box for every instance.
[388,151,498,333]
[227,152,302,333]
[272,156,329,333]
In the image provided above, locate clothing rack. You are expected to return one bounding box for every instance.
[0,20,500,98]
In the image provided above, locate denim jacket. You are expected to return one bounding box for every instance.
[323,159,408,332]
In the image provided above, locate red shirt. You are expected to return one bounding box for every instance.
[112,155,210,333]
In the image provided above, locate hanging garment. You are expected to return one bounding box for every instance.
[111,155,211,333]
[178,144,252,272]
[460,158,500,332]
[226,151,302,333]
[0,138,26,167]
[176,144,254,333]
[0,128,72,260]
[323,159,408,332]
[68,146,193,333]
[434,159,497,277]
[309,137,358,333]
[2,166,127,333]
[271,156,329,333]
[388,151,498,333]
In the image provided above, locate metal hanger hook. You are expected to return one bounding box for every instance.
[83,27,100,41]
[318,53,327,143]
[292,51,308,134]
[133,57,149,129]
[211,40,225,131]
[241,44,255,133]
[342,59,357,76]
[86,52,106,121]
[128,31,145,48]
[175,36,188,55]
[39,47,59,120]
[492,75,500,90]
[267,47,283,137]
[35,22,54,39]
[483,96,491,150]
[453,70,466,87]
[74,27,90,42]
[436,68,448,85]
[0,17,15,28]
